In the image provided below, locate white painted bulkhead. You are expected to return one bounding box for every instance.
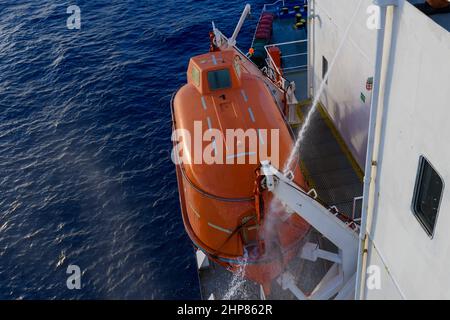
[309,0,450,299]
[360,2,450,299]
[309,0,377,168]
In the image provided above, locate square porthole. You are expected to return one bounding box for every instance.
[412,156,444,237]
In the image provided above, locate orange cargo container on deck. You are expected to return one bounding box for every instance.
[171,48,310,293]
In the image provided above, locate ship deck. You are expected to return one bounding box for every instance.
[197,2,363,300]
[262,1,364,217]
[270,9,309,102]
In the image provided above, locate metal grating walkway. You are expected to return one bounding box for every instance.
[296,102,363,219]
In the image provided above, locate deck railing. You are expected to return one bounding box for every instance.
[212,25,294,101]
[212,27,257,66]
[262,39,308,96]
[265,39,308,74]
[263,0,286,12]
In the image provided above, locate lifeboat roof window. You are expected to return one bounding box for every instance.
[192,65,200,87]
[207,69,232,91]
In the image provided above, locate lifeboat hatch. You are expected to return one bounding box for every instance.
[188,51,242,95]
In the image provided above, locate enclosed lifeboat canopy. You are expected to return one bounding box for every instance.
[172,48,310,289]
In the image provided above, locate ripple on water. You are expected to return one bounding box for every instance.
[0,0,262,299]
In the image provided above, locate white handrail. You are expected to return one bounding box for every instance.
[264,39,308,85]
[266,39,308,48]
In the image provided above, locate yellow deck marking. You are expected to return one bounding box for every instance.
[316,103,364,182]
[292,99,364,193]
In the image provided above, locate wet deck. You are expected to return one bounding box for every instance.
[296,102,363,218]
[198,263,260,300]
[198,230,331,300]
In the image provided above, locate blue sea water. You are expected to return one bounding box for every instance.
[0,0,264,299]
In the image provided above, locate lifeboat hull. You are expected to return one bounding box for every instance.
[171,48,310,292]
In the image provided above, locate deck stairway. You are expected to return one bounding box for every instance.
[296,102,363,221]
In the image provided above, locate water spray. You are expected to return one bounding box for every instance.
[283,0,365,174]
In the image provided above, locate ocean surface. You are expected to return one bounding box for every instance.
[0,0,263,299]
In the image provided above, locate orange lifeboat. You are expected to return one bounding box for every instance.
[171,48,310,294]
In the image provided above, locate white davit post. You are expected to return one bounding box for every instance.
[260,160,359,300]
[228,4,252,47]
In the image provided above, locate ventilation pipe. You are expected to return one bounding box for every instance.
[355,0,399,300]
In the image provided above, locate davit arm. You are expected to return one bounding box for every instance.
[259,160,359,300]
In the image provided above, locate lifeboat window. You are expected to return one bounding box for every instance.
[233,56,242,78]
[192,66,200,87]
[207,69,232,91]
[412,156,444,237]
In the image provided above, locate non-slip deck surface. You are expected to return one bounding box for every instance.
[297,103,363,219]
